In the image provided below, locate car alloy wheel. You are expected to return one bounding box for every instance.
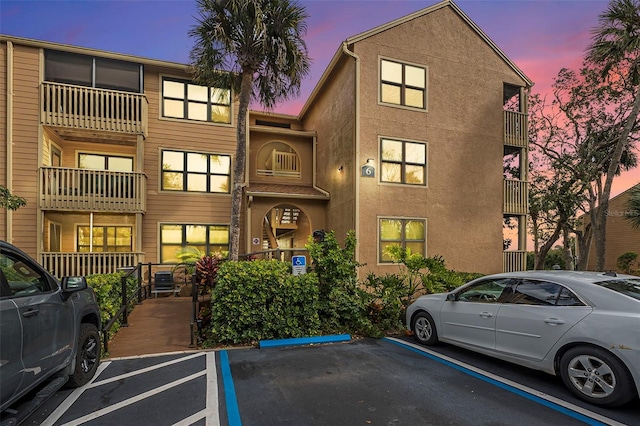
[412,312,438,345]
[560,346,635,407]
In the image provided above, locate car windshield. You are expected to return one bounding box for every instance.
[595,279,640,301]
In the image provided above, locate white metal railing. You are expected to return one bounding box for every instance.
[41,82,148,137]
[503,179,528,215]
[41,252,144,278]
[503,250,527,272]
[504,110,528,148]
[40,167,146,213]
[257,150,301,178]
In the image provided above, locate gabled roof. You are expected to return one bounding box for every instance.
[299,0,533,119]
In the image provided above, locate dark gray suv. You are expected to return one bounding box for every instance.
[0,241,101,420]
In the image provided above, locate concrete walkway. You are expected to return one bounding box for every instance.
[105,296,195,358]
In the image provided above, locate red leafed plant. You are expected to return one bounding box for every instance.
[195,252,226,295]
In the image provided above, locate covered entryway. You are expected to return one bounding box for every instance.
[261,204,310,251]
[245,183,330,257]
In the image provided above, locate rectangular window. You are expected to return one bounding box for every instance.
[77,226,132,252]
[161,150,231,193]
[160,224,230,262]
[45,50,142,93]
[379,218,426,262]
[162,77,231,124]
[380,138,426,185]
[380,59,426,109]
[78,153,134,171]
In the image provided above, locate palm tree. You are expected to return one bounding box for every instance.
[189,0,311,260]
[585,0,640,270]
[626,184,640,229]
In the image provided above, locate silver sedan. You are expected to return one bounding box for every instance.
[406,270,640,407]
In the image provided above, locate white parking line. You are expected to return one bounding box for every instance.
[205,351,220,426]
[40,361,111,426]
[40,352,212,426]
[60,371,206,426]
[87,352,205,388]
[386,338,628,426]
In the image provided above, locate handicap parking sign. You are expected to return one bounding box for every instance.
[292,256,307,275]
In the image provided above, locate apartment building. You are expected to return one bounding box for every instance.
[1,0,531,278]
[578,184,640,272]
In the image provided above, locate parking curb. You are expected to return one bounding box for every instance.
[259,334,351,348]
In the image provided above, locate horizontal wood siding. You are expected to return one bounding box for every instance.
[10,45,40,256]
[0,43,7,239]
[141,71,241,262]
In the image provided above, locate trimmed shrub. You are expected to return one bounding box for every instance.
[87,273,138,342]
[208,260,321,344]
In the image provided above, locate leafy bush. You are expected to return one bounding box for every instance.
[87,273,138,342]
[207,260,321,344]
[307,230,375,336]
[362,273,407,333]
[617,252,638,274]
[203,230,483,346]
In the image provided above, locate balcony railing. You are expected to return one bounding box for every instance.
[257,150,301,178]
[41,251,144,278]
[504,179,528,215]
[504,110,528,148]
[40,167,146,213]
[504,250,527,272]
[41,82,148,137]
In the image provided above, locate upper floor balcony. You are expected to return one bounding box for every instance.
[504,110,528,148]
[40,167,146,213]
[41,251,144,278]
[256,150,301,178]
[503,250,527,272]
[40,82,148,137]
[504,178,528,215]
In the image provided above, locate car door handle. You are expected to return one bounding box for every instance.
[479,311,493,318]
[22,309,39,318]
[544,318,564,325]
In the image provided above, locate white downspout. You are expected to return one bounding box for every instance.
[341,42,361,264]
[6,41,14,243]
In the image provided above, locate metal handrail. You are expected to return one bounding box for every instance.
[102,262,146,353]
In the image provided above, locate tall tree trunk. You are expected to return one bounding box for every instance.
[593,88,640,270]
[575,224,593,271]
[562,226,574,270]
[535,223,563,270]
[229,71,254,261]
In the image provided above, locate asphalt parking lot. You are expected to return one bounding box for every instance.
[17,337,639,426]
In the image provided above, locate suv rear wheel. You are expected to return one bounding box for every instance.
[67,323,100,387]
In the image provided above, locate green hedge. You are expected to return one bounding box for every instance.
[201,232,484,346]
[208,260,321,344]
[87,273,138,342]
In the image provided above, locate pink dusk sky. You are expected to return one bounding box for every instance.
[1,0,637,196]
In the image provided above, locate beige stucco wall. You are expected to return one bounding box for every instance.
[582,187,640,272]
[305,7,529,276]
[302,56,357,243]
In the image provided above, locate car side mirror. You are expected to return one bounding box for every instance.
[61,276,88,291]
[446,293,457,301]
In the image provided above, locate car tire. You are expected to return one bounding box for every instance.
[559,346,636,407]
[67,323,101,388]
[412,312,438,346]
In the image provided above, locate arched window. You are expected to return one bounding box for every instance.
[256,142,300,178]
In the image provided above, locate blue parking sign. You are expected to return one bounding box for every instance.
[292,256,307,275]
